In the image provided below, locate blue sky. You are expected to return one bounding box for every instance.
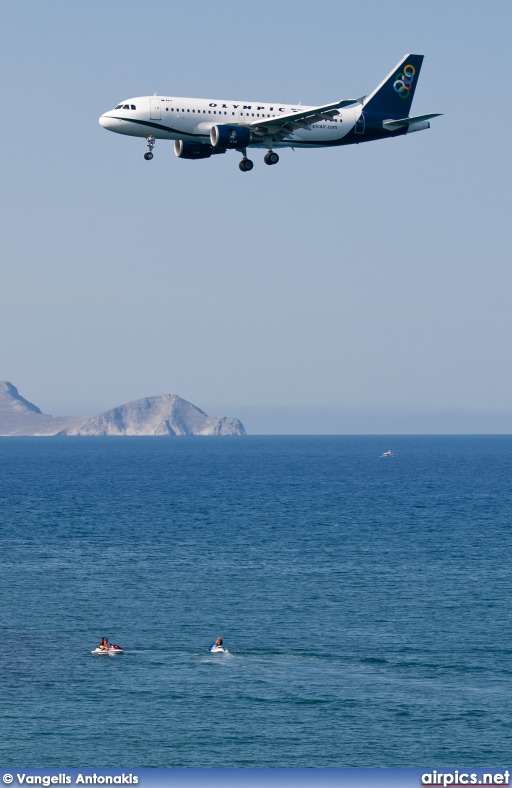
[1,0,511,433]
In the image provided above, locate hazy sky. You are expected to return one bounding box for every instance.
[1,0,511,433]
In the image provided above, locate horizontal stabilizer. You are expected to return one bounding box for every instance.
[383,113,442,130]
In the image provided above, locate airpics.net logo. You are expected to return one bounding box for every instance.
[393,63,416,98]
[422,772,510,788]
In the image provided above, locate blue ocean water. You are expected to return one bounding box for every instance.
[1,435,511,767]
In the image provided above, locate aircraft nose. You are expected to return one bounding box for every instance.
[99,112,116,130]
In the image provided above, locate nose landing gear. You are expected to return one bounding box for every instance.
[144,136,155,160]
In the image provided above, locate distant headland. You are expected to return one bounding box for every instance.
[0,382,246,436]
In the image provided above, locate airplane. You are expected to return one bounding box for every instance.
[99,54,441,172]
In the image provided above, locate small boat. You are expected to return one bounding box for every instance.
[381,450,393,457]
[91,645,123,655]
[210,644,228,653]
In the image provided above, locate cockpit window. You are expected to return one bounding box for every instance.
[114,104,123,109]
[123,104,130,109]
[131,105,136,110]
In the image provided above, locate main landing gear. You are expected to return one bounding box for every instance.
[238,148,280,172]
[144,135,155,160]
[238,148,279,172]
[238,150,253,171]
[264,151,279,166]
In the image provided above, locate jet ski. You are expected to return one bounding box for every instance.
[91,644,123,654]
[210,644,228,653]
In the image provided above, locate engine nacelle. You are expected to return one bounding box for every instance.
[174,140,221,159]
[210,125,253,149]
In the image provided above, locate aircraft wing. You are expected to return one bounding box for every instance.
[247,98,362,141]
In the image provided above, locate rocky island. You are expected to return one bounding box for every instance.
[0,382,246,436]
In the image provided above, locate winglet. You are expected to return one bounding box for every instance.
[337,97,363,109]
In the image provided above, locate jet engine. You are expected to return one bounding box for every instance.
[210,125,254,149]
[174,141,225,159]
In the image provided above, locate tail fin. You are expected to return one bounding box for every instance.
[363,54,424,117]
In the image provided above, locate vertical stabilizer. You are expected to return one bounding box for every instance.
[363,54,424,117]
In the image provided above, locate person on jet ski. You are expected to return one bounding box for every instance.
[99,638,109,650]
[214,637,223,647]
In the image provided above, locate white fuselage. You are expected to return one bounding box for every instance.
[99,95,358,148]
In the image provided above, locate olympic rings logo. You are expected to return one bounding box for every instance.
[393,64,416,98]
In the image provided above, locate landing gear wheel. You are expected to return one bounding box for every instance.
[239,158,254,172]
[264,152,279,165]
[145,135,156,160]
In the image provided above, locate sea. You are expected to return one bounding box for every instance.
[1,435,511,768]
